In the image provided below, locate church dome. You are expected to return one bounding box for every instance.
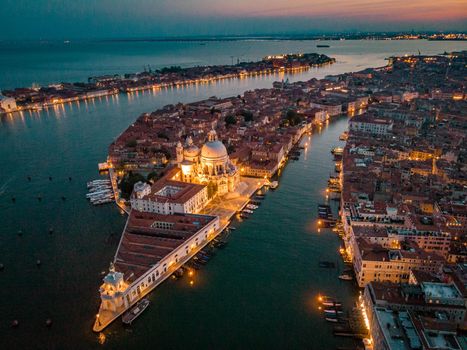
[184,145,200,158]
[201,140,228,160]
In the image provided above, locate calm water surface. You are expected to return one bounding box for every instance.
[0,39,466,349]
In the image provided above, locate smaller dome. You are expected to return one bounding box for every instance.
[184,145,200,158]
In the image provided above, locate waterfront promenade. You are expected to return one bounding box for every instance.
[0,53,334,114]
[93,176,266,332]
[5,41,453,348]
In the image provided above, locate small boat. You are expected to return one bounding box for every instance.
[331,147,344,156]
[317,44,330,48]
[246,204,258,210]
[324,309,343,315]
[122,299,150,325]
[325,317,339,323]
[339,131,348,141]
[319,261,336,268]
[213,240,227,248]
[269,181,279,189]
[338,274,353,281]
[322,300,342,307]
[173,268,184,278]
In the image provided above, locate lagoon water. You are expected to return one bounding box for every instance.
[0,39,466,349]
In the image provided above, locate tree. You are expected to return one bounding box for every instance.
[157,132,169,140]
[125,139,137,148]
[119,172,146,199]
[225,115,236,126]
[240,109,254,122]
[285,109,303,126]
[147,171,159,182]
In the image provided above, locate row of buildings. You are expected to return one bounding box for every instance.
[0,53,334,114]
[94,55,345,331]
[336,52,466,348]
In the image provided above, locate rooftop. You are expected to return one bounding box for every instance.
[421,282,462,300]
[114,211,217,280]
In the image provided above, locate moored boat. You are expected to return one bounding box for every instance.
[338,274,353,281]
[322,300,343,307]
[318,261,336,268]
[324,309,344,315]
[269,181,279,189]
[122,299,150,325]
[331,147,343,155]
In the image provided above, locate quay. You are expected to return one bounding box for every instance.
[93,176,267,332]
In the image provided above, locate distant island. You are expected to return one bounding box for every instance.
[101,32,467,42]
[0,53,334,114]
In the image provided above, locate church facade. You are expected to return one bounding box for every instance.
[176,130,239,196]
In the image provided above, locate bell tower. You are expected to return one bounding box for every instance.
[176,141,184,164]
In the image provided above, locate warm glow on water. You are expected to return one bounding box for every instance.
[0,39,465,348]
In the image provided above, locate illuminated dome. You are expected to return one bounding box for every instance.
[201,140,228,160]
[200,130,228,161]
[184,145,200,158]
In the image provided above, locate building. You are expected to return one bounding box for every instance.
[352,237,444,287]
[349,113,393,135]
[309,100,342,116]
[364,281,466,333]
[175,130,240,196]
[0,95,17,113]
[130,172,208,215]
[94,211,220,331]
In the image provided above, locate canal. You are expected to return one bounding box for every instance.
[102,116,357,349]
[0,53,369,349]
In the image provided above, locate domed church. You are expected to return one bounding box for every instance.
[176,130,239,196]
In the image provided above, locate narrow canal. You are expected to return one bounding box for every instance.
[1,76,355,349]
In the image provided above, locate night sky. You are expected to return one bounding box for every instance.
[1,0,466,39]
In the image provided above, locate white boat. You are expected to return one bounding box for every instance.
[89,186,112,191]
[331,147,343,155]
[324,309,343,315]
[122,299,150,325]
[269,181,279,189]
[325,317,339,323]
[87,179,111,188]
[320,296,342,307]
[338,274,353,281]
[92,198,114,205]
[87,179,110,187]
[242,209,254,214]
[86,190,112,198]
[246,204,258,210]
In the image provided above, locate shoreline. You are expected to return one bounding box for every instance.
[0,53,335,115]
